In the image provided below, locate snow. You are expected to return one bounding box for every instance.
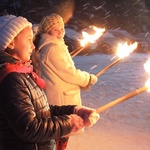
[67,53,150,150]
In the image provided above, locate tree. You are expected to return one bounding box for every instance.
[0,0,150,33]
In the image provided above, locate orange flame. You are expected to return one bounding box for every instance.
[145,78,150,92]
[116,42,138,58]
[144,59,150,74]
[144,59,150,91]
[79,26,105,47]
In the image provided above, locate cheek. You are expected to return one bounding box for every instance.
[20,43,30,55]
[51,32,58,38]
[16,40,26,49]
[21,50,31,61]
[22,41,30,49]
[62,32,65,37]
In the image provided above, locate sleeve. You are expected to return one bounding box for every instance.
[0,73,72,143]
[50,105,76,116]
[45,44,90,87]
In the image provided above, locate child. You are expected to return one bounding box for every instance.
[32,13,98,106]
[32,13,98,149]
[0,15,99,150]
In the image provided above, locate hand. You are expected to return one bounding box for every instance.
[89,74,98,85]
[74,106,99,127]
[81,74,98,91]
[74,106,95,118]
[84,112,100,127]
[68,114,84,133]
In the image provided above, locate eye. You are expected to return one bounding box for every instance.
[28,38,33,43]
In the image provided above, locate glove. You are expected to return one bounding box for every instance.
[68,114,84,133]
[89,74,98,85]
[84,112,100,127]
[81,74,98,91]
[74,106,100,127]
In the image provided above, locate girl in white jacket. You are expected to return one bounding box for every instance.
[32,13,98,150]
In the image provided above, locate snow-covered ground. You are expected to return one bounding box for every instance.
[67,53,150,150]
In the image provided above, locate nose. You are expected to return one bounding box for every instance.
[59,30,65,38]
[31,42,35,50]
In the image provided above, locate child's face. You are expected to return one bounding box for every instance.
[49,23,65,41]
[8,26,35,62]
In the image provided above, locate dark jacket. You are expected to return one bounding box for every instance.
[0,51,75,150]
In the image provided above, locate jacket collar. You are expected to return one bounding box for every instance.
[0,51,18,65]
[0,51,31,67]
[37,33,65,51]
[0,51,46,89]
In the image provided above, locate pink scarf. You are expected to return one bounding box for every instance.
[0,63,46,89]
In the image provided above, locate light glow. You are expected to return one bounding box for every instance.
[144,59,150,91]
[79,26,105,47]
[116,42,138,58]
[144,59,150,74]
[145,78,150,92]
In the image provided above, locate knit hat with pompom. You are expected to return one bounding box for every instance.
[37,13,64,34]
[0,15,32,51]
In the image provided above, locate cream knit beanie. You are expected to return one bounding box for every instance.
[0,15,32,51]
[37,13,64,34]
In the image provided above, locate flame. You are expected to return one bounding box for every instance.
[144,59,150,91]
[116,42,138,58]
[144,59,150,74]
[79,26,105,47]
[145,78,150,92]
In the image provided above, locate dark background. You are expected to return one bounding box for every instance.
[0,0,150,34]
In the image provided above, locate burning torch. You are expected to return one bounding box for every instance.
[96,42,138,77]
[71,26,105,58]
[96,58,150,113]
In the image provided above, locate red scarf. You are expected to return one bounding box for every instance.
[0,63,46,89]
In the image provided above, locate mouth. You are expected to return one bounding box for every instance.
[58,37,64,41]
[29,52,32,56]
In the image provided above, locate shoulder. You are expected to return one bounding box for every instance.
[1,72,29,88]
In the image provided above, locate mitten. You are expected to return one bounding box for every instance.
[81,74,98,91]
[68,114,84,132]
[74,106,95,118]
[74,106,99,127]
[84,112,100,127]
[89,74,98,85]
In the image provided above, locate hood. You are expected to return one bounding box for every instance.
[0,51,46,89]
[0,51,18,66]
[0,51,31,68]
[37,33,65,51]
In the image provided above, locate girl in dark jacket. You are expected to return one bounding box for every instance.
[0,15,99,150]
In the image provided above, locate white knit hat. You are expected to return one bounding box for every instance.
[37,13,64,34]
[0,15,32,51]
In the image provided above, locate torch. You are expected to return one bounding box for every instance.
[70,46,88,57]
[96,42,138,77]
[96,86,149,113]
[71,26,105,58]
[96,58,150,113]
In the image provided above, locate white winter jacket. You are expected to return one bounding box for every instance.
[33,33,91,106]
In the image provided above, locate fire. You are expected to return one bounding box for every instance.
[145,78,150,92]
[116,42,138,58]
[144,59,150,91]
[144,59,150,74]
[79,26,105,47]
